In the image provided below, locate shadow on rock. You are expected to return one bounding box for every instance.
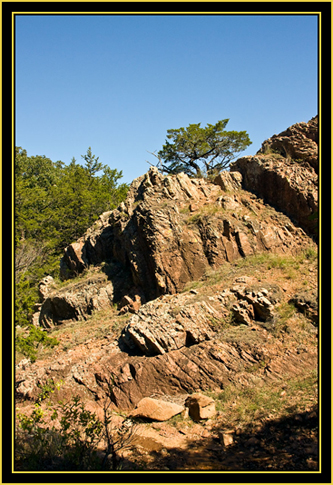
[146,406,319,472]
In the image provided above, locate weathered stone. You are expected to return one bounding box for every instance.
[289,290,318,324]
[121,293,217,356]
[230,116,318,237]
[56,166,312,325]
[219,430,234,447]
[214,171,243,191]
[233,286,277,322]
[258,115,318,172]
[38,276,55,301]
[232,300,255,325]
[39,277,114,328]
[118,294,142,315]
[217,195,240,211]
[130,397,184,421]
[15,117,318,437]
[185,393,216,421]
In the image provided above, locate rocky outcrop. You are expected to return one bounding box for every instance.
[39,274,115,328]
[16,270,318,411]
[121,282,282,356]
[257,115,318,172]
[230,116,318,237]
[15,117,319,472]
[121,293,218,356]
[39,165,313,328]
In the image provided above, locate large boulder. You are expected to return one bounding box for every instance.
[130,397,184,421]
[39,274,114,328]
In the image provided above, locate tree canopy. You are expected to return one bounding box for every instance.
[15,147,128,327]
[156,119,252,177]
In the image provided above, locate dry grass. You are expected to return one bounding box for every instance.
[207,368,318,432]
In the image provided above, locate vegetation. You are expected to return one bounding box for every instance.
[153,119,251,177]
[209,368,317,431]
[15,325,59,363]
[15,380,136,471]
[15,146,128,340]
[183,247,317,294]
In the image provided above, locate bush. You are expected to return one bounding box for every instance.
[16,396,105,470]
[15,325,59,363]
[15,382,137,471]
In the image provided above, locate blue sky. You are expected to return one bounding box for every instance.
[15,14,318,184]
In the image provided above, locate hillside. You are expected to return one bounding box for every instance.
[15,116,319,472]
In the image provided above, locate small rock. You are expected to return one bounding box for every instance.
[130,397,184,422]
[235,276,251,284]
[246,437,260,447]
[185,393,216,421]
[219,430,234,447]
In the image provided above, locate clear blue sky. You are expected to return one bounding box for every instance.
[15,14,318,184]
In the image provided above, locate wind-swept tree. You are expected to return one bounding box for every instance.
[155,119,252,177]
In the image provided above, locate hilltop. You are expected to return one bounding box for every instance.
[15,116,319,472]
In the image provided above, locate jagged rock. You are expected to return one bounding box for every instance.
[39,275,114,328]
[214,171,243,191]
[130,397,184,421]
[230,116,318,237]
[185,393,216,421]
[15,117,318,453]
[52,167,312,328]
[231,300,255,325]
[35,117,317,328]
[232,285,281,323]
[257,115,318,172]
[289,290,318,324]
[16,286,318,410]
[118,294,142,315]
[38,276,55,301]
[217,195,241,211]
[121,293,218,356]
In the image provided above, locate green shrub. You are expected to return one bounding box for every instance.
[16,325,59,362]
[15,378,137,471]
[16,396,105,471]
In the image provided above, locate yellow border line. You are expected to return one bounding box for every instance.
[318,11,322,476]
[11,9,15,477]
[12,11,322,476]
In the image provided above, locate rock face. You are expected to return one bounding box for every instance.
[121,293,218,356]
[213,171,243,191]
[230,116,318,237]
[257,115,318,172]
[39,274,115,328]
[121,282,282,356]
[39,158,314,328]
